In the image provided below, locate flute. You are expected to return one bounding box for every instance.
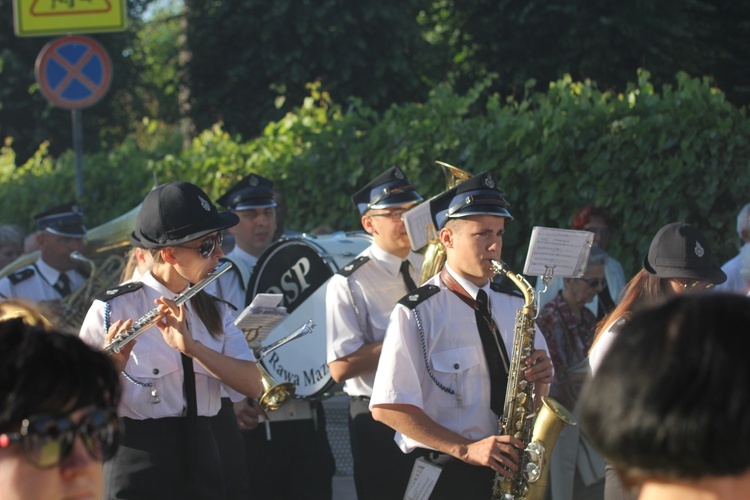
[103,261,233,355]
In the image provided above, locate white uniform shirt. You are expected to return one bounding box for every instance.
[0,258,85,302]
[79,271,255,420]
[326,243,423,397]
[209,246,259,312]
[370,263,550,453]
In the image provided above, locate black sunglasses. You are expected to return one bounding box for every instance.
[580,277,607,289]
[181,232,223,259]
[0,407,119,469]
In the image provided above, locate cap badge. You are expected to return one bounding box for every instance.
[198,196,211,212]
[694,241,705,258]
[249,175,259,187]
[483,175,495,188]
[395,168,405,180]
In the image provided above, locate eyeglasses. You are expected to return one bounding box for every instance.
[0,408,119,469]
[678,279,714,291]
[580,277,607,289]
[369,209,408,222]
[181,232,223,259]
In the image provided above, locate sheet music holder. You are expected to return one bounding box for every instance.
[522,227,594,279]
[402,200,435,251]
[234,293,287,345]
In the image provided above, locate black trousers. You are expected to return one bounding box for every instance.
[210,397,250,500]
[348,397,417,500]
[410,449,495,500]
[104,417,225,500]
[241,401,335,500]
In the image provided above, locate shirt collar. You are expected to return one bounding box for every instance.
[36,258,64,285]
[140,270,188,297]
[370,242,419,277]
[228,246,259,269]
[444,262,491,301]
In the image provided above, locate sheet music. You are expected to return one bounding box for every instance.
[522,227,594,278]
[234,293,287,345]
[402,201,434,251]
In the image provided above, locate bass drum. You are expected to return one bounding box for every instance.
[247,232,372,399]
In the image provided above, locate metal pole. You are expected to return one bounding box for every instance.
[71,108,84,199]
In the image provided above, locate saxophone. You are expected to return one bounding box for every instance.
[490,260,576,500]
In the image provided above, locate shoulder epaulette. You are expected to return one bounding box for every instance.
[398,284,440,308]
[337,256,370,277]
[490,279,524,298]
[94,282,143,302]
[8,268,34,285]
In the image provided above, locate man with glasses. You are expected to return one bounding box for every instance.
[0,202,88,315]
[326,165,424,499]
[0,317,120,500]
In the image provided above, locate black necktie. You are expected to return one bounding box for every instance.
[399,260,418,292]
[475,289,508,416]
[54,273,72,297]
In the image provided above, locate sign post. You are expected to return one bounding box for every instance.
[35,35,113,198]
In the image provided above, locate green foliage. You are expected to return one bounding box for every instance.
[2,72,748,280]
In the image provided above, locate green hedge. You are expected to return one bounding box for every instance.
[1,71,748,278]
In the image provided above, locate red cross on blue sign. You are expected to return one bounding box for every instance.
[35,35,112,110]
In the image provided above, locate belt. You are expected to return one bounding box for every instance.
[350,395,371,402]
[258,398,314,423]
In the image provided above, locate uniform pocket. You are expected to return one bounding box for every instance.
[431,346,481,405]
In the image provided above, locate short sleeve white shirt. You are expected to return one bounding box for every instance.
[326,243,423,397]
[79,271,255,420]
[0,258,85,302]
[370,263,550,453]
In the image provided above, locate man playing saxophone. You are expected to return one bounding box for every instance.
[0,202,87,316]
[371,171,554,499]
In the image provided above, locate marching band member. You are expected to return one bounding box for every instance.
[79,181,262,500]
[370,172,553,499]
[0,202,88,315]
[326,165,424,499]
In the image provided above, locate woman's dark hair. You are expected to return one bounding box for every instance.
[149,250,223,338]
[591,269,670,348]
[580,293,750,480]
[0,319,121,432]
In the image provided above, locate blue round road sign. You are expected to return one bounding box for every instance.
[35,35,112,110]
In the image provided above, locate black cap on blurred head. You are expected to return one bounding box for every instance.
[34,201,87,238]
[351,166,423,215]
[643,222,726,284]
[430,171,512,230]
[216,174,276,212]
[131,182,239,249]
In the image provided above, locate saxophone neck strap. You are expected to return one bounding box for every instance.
[439,267,479,311]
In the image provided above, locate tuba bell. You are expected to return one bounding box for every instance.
[418,161,473,284]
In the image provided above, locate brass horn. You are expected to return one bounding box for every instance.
[257,364,296,411]
[419,161,473,284]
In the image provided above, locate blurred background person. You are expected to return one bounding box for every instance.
[23,231,40,255]
[0,225,23,270]
[0,317,121,500]
[0,203,88,318]
[536,245,608,500]
[119,243,154,284]
[537,206,626,321]
[580,293,750,500]
[588,222,726,500]
[714,202,750,294]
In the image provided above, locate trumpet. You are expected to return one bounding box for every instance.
[102,262,233,355]
[253,320,315,411]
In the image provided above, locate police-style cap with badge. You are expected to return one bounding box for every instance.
[216,174,276,212]
[131,181,239,249]
[34,201,87,238]
[352,166,423,216]
[643,222,726,285]
[429,171,513,230]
